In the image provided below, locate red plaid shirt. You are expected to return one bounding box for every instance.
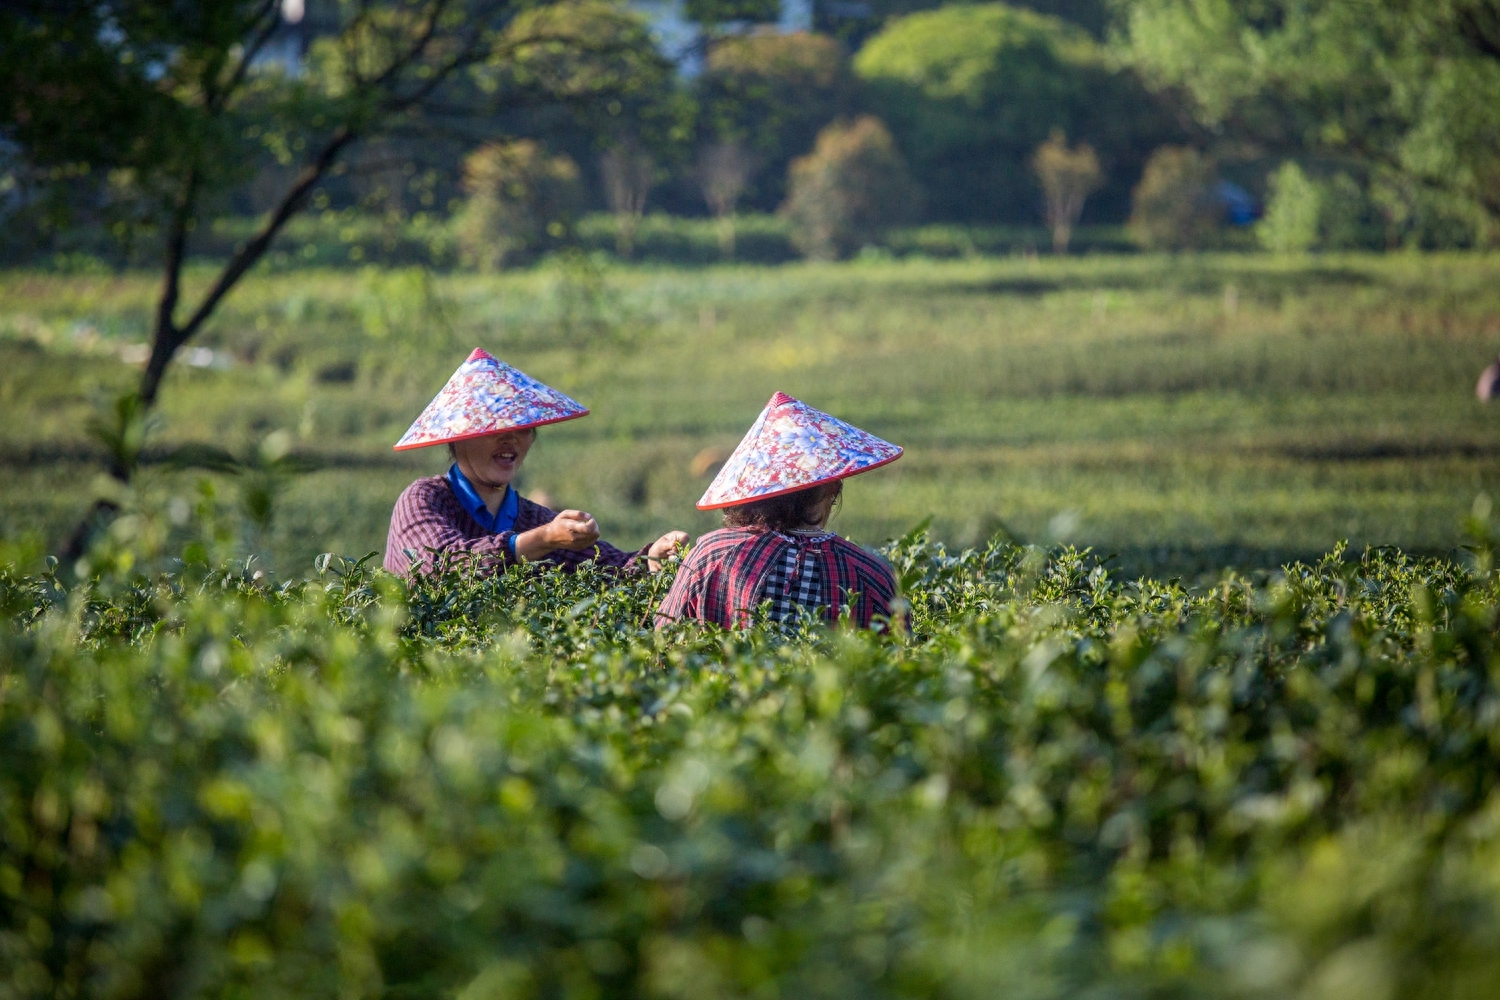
[383,475,644,577]
[655,527,897,630]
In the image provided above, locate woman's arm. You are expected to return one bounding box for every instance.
[506,496,643,573]
[384,478,519,576]
[514,510,604,560]
[385,482,669,578]
[654,555,704,628]
[515,500,686,574]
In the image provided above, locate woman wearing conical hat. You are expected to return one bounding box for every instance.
[655,392,902,630]
[384,348,687,577]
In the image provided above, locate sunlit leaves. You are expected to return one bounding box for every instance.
[4,528,1500,996]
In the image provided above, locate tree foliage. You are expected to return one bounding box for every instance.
[0,0,667,408]
[853,2,1176,223]
[684,0,782,28]
[599,136,657,258]
[696,32,855,212]
[1117,0,1500,230]
[455,140,583,271]
[1256,161,1321,255]
[1032,131,1103,253]
[781,115,920,259]
[696,139,755,257]
[1127,145,1221,251]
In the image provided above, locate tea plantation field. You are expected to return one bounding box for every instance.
[1,252,1498,575]
[6,253,1500,997]
[5,521,1500,998]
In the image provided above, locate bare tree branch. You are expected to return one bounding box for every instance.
[367,0,454,91]
[187,132,355,329]
[141,128,356,404]
[143,169,200,412]
[381,49,485,113]
[135,0,658,410]
[135,2,493,405]
[1456,1,1500,61]
[211,0,283,114]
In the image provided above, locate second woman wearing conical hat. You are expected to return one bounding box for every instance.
[384,348,687,577]
[655,392,902,630]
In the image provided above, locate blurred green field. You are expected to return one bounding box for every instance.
[2,252,1498,576]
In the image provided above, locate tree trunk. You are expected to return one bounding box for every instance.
[137,128,355,410]
[615,213,637,259]
[60,500,121,564]
[140,172,198,407]
[141,310,185,410]
[716,214,736,259]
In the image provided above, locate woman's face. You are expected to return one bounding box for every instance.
[453,428,536,489]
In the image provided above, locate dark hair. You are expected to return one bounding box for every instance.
[722,480,842,533]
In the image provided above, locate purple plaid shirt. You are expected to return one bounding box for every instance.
[384,475,645,577]
[655,527,897,630]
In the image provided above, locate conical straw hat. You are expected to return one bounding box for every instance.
[697,392,902,510]
[393,348,588,451]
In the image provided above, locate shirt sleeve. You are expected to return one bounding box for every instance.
[861,557,902,631]
[822,539,902,631]
[654,549,706,628]
[509,496,646,575]
[384,480,519,577]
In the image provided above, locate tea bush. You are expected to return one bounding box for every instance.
[5,522,1500,998]
[13,255,1500,574]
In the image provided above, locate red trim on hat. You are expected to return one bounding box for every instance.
[695,447,903,510]
[391,408,589,451]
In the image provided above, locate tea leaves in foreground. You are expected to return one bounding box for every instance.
[3,530,1500,998]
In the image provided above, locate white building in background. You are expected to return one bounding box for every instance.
[632,0,814,75]
[631,0,702,71]
[251,0,308,76]
[780,0,815,31]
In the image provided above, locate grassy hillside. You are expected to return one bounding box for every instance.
[1,252,1498,576]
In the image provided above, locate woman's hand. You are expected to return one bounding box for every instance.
[514,510,600,560]
[647,530,690,572]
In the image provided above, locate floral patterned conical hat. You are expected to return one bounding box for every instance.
[393,348,588,451]
[697,392,903,510]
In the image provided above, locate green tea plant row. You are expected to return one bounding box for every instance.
[4,524,1500,998]
[8,254,1500,570]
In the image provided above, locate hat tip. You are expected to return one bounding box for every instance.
[466,347,495,363]
[769,391,797,407]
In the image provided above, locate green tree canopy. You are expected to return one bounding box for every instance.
[696,32,854,212]
[684,0,781,28]
[818,0,1111,49]
[0,0,667,412]
[1117,0,1500,230]
[782,114,920,259]
[854,2,1177,223]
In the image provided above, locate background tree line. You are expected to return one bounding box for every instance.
[3,0,1499,449]
[7,0,1499,275]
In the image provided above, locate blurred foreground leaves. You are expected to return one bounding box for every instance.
[4,521,1500,997]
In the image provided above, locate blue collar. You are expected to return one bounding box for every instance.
[446,463,519,534]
